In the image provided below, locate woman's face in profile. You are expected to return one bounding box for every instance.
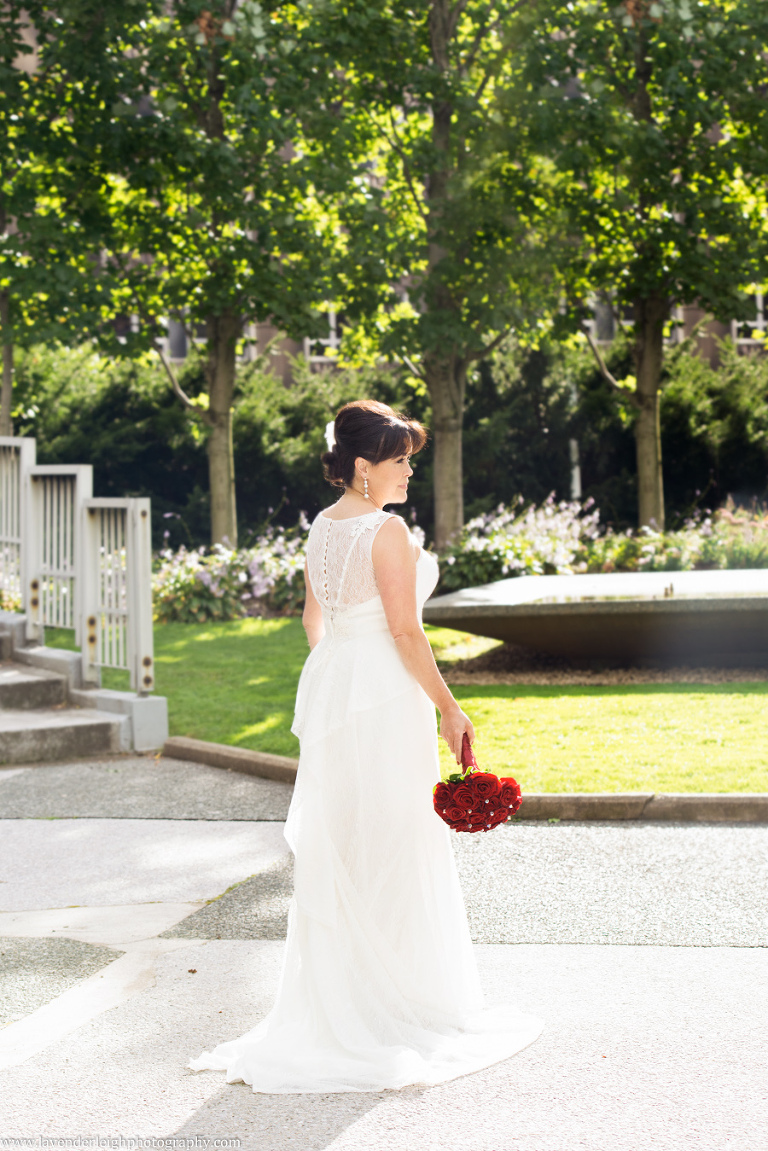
[362,452,414,504]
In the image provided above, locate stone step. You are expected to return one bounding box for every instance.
[0,707,128,765]
[0,663,67,710]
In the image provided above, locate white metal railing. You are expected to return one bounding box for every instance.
[86,500,128,671]
[0,438,154,694]
[0,436,36,608]
[81,498,154,692]
[26,465,93,644]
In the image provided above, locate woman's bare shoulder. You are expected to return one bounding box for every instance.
[375,513,411,541]
[372,514,419,564]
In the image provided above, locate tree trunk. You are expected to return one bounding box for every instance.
[206,311,240,546]
[634,295,667,529]
[421,0,467,551]
[0,291,13,437]
[628,18,665,529]
[424,352,466,550]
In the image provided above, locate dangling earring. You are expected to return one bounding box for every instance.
[364,477,369,499]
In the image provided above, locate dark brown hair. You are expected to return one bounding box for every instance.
[321,399,428,489]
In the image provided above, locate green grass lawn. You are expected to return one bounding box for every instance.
[43,620,768,792]
[45,618,308,758]
[444,683,768,793]
[153,617,307,757]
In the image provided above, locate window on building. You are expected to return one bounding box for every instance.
[304,310,344,364]
[732,291,766,348]
[113,313,141,343]
[584,298,633,344]
[160,317,207,362]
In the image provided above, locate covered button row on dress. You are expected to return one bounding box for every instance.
[322,606,352,640]
[322,520,331,605]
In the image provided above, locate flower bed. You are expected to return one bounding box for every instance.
[438,496,768,593]
[0,588,22,613]
[585,500,768,575]
[153,514,428,623]
[152,517,309,624]
[152,498,768,622]
[439,495,602,591]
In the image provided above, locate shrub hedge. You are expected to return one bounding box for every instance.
[13,334,768,548]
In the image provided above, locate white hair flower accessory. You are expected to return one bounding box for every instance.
[324,420,336,451]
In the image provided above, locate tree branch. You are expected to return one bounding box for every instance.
[400,353,426,379]
[448,0,471,40]
[583,326,640,408]
[465,325,513,362]
[157,345,212,423]
[459,0,528,95]
[462,17,501,80]
[472,50,504,102]
[464,0,529,73]
[384,111,428,223]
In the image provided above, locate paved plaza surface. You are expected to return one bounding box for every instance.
[0,757,766,1151]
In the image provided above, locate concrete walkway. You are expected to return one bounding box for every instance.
[0,757,766,1150]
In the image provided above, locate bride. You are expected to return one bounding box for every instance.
[188,399,543,1092]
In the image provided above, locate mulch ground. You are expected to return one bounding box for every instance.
[440,643,768,686]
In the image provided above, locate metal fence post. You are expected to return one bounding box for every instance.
[24,471,43,644]
[127,499,154,693]
[17,438,36,612]
[0,436,36,612]
[80,502,100,685]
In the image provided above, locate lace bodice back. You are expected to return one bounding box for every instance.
[306,509,395,608]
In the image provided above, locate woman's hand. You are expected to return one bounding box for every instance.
[439,704,475,765]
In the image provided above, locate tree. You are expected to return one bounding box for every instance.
[9,0,411,544]
[530,0,768,528]
[0,2,115,434]
[316,0,565,548]
[74,0,362,546]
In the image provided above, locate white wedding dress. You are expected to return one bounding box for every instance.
[188,508,543,1092]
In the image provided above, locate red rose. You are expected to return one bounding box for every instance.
[484,807,507,830]
[444,802,471,823]
[450,784,476,811]
[448,815,472,832]
[465,771,501,801]
[468,818,489,833]
[499,778,522,814]
[433,782,453,808]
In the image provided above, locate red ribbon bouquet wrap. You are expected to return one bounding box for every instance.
[433,734,522,833]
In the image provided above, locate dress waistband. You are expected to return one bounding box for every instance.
[320,596,391,642]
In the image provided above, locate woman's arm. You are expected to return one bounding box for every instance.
[372,517,474,764]
[302,560,325,650]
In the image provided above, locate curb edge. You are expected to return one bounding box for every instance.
[163,737,768,822]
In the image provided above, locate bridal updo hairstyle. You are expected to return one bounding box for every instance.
[322,400,428,490]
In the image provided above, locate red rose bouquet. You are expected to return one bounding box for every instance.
[433,734,522,833]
